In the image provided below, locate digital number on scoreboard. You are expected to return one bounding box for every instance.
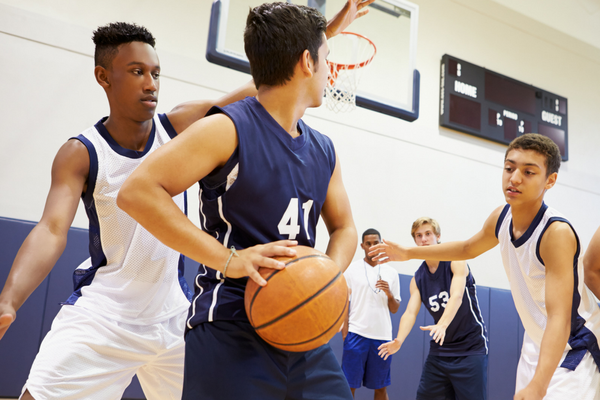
[439,54,568,160]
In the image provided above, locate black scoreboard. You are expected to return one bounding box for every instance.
[439,54,568,160]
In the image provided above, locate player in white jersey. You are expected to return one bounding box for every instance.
[369,134,600,400]
[0,22,255,400]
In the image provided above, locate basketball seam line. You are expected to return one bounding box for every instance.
[263,296,348,348]
[252,269,343,331]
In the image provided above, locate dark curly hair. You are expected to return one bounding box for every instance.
[244,2,327,88]
[92,22,156,68]
[505,133,561,176]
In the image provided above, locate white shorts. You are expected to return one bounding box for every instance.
[516,332,600,400]
[22,305,186,400]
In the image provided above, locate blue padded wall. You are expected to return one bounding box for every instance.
[1,217,528,400]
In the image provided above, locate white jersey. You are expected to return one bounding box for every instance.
[65,114,192,325]
[496,203,600,371]
[344,259,401,341]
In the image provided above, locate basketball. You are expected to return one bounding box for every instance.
[244,246,348,352]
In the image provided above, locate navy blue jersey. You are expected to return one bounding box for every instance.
[414,261,488,356]
[186,97,336,330]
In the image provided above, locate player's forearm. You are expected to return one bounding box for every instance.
[436,296,461,329]
[117,180,229,271]
[387,297,400,314]
[584,267,600,300]
[395,312,417,346]
[325,225,357,272]
[529,316,570,395]
[406,241,474,261]
[0,225,66,311]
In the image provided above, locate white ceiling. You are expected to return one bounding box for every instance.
[491,0,600,50]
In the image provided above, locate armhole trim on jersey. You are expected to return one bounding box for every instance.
[535,217,581,266]
[495,204,510,238]
[158,113,177,139]
[71,135,98,205]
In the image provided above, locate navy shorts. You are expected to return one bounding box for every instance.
[341,332,392,390]
[182,320,353,400]
[416,354,488,400]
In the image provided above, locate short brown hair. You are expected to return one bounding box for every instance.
[505,133,561,176]
[411,217,441,243]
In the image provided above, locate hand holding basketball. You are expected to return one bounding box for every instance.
[225,240,298,286]
[326,0,377,39]
[369,239,409,263]
[378,338,401,361]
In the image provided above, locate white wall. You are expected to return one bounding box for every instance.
[1,0,599,290]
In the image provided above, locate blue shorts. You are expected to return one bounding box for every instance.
[416,354,488,400]
[341,332,392,390]
[182,320,353,400]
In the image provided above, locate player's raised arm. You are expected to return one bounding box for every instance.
[320,155,357,272]
[326,0,376,39]
[117,115,296,286]
[583,226,600,300]
[419,261,469,346]
[0,140,88,340]
[514,222,575,400]
[166,80,257,134]
[369,206,504,263]
[378,277,421,360]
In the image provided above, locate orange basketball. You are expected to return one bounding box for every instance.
[244,246,349,352]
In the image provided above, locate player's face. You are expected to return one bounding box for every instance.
[502,149,557,207]
[361,234,381,261]
[105,41,160,122]
[310,33,330,107]
[413,224,440,246]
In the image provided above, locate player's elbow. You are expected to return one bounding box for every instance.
[116,177,140,216]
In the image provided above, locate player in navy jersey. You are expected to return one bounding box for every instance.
[378,217,488,400]
[0,22,258,400]
[118,2,373,399]
[370,134,600,400]
[583,227,600,300]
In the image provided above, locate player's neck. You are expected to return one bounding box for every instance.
[103,115,153,151]
[425,260,439,272]
[363,257,377,268]
[256,84,309,138]
[510,198,545,240]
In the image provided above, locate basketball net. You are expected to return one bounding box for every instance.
[325,32,377,113]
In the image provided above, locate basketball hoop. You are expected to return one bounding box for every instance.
[325,32,377,113]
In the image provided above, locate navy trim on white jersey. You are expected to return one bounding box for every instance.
[495,204,510,239]
[158,113,177,139]
[94,117,156,159]
[510,202,548,247]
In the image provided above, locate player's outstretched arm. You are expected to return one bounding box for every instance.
[420,261,469,346]
[369,206,504,264]
[583,226,600,300]
[320,154,357,272]
[378,277,421,360]
[326,0,376,39]
[117,115,296,286]
[167,80,257,134]
[514,222,575,400]
[0,140,88,340]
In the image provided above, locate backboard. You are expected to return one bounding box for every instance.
[206,0,420,121]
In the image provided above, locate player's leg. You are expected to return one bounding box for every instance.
[341,332,369,390]
[182,320,287,400]
[445,354,487,400]
[362,337,391,400]
[416,354,456,400]
[286,342,353,400]
[135,311,186,400]
[22,305,142,400]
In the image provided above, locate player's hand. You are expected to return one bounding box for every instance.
[420,324,447,346]
[513,383,546,400]
[326,0,376,39]
[378,338,401,360]
[375,279,391,295]
[0,309,16,341]
[226,240,298,286]
[369,239,409,263]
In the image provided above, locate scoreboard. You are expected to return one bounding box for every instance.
[439,54,568,160]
